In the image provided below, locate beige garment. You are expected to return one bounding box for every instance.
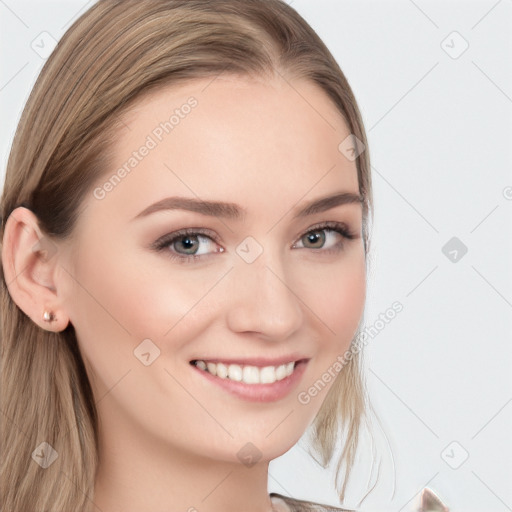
[270,487,450,512]
[270,493,355,512]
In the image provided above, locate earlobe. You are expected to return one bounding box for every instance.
[1,206,70,332]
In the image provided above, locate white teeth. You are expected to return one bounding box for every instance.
[275,364,287,380]
[216,362,228,379]
[193,360,297,384]
[228,364,243,381]
[195,360,207,371]
[260,366,276,384]
[206,362,217,376]
[243,365,260,384]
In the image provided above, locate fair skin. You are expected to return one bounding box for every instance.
[2,74,366,512]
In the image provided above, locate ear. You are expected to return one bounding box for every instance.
[1,206,70,332]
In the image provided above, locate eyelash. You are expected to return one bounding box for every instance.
[151,221,358,264]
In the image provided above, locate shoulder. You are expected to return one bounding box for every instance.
[269,492,356,512]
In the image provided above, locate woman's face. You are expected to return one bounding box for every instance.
[58,74,366,464]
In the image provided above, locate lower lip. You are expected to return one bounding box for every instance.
[190,360,309,402]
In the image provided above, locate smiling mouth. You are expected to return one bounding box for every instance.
[190,359,304,385]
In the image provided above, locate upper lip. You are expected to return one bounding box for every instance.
[190,355,310,367]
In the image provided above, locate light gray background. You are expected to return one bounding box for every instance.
[1,1,511,511]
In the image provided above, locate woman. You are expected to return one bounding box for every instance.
[0,1,448,511]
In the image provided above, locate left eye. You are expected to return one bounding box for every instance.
[294,228,342,250]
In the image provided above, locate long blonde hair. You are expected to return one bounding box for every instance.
[0,1,373,510]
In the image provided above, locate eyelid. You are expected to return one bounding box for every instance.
[150,227,223,251]
[293,220,358,243]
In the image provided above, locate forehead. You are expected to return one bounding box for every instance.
[86,75,360,224]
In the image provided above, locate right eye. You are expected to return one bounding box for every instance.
[151,228,225,264]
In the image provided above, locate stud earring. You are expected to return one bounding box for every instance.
[43,310,55,322]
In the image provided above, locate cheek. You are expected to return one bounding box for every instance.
[66,244,223,367]
[303,251,366,350]
[65,246,224,436]
[334,262,366,340]
[293,252,366,413]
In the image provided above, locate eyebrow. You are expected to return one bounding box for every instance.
[132,191,363,222]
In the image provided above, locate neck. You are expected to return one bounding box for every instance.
[92,419,276,512]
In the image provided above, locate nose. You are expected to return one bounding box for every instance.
[225,248,304,341]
